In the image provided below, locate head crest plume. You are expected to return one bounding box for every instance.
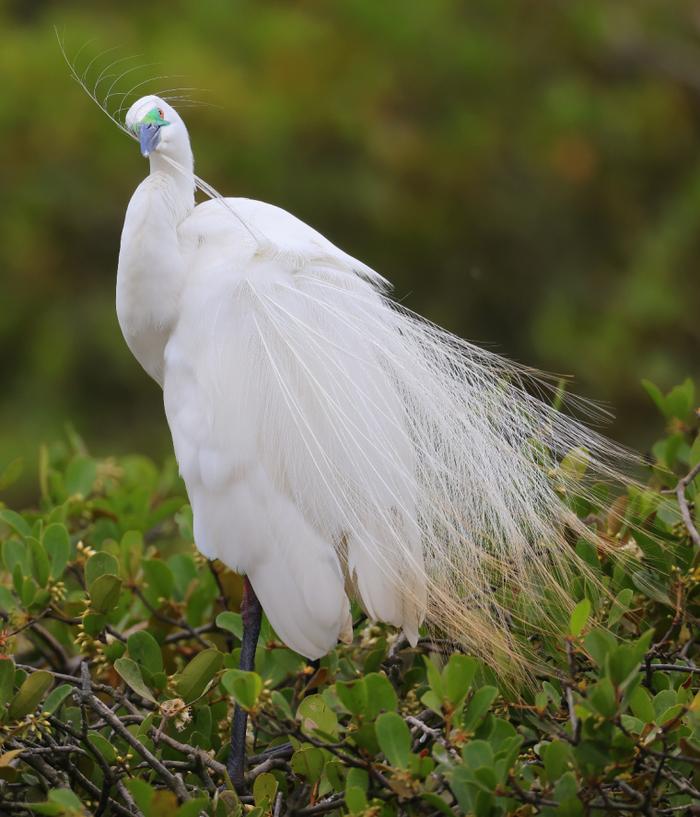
[56,31,269,246]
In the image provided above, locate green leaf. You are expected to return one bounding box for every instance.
[143,559,175,601]
[346,767,369,794]
[82,612,107,636]
[364,672,398,716]
[216,611,243,639]
[88,731,118,764]
[665,378,695,421]
[542,740,573,782]
[27,538,50,587]
[43,524,71,580]
[85,552,119,588]
[175,505,194,542]
[474,765,498,792]
[221,669,262,710]
[641,379,667,418]
[345,776,368,816]
[168,553,197,599]
[424,656,443,699]
[291,746,325,783]
[20,575,37,607]
[552,772,584,816]
[114,657,157,703]
[9,670,53,720]
[569,598,591,636]
[689,435,700,469]
[0,509,31,538]
[89,573,122,614]
[421,793,455,817]
[335,678,368,716]
[375,711,411,769]
[0,657,16,706]
[463,686,498,732]
[443,654,477,707]
[658,704,683,725]
[120,530,144,580]
[252,771,279,809]
[42,684,73,715]
[462,738,493,769]
[584,628,616,667]
[297,694,338,738]
[630,569,673,607]
[26,804,63,815]
[0,586,17,614]
[629,686,655,723]
[175,648,223,703]
[127,630,163,674]
[421,689,443,715]
[325,759,344,792]
[125,779,155,815]
[587,678,617,718]
[64,456,97,497]
[3,537,28,575]
[175,799,209,817]
[607,643,644,687]
[214,789,241,817]
[30,788,86,816]
[335,672,398,719]
[607,588,633,627]
[0,457,23,491]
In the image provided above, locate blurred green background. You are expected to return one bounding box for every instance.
[2,0,699,502]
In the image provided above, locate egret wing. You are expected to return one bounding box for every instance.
[166,199,426,657]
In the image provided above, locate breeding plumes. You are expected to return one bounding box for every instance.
[61,43,636,785]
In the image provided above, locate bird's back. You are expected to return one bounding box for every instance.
[166,197,426,657]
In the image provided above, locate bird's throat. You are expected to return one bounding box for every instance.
[147,149,196,223]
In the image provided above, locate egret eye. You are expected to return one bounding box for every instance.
[158,108,164,119]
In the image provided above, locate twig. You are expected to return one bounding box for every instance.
[75,663,190,802]
[25,621,69,670]
[658,766,700,800]
[508,775,558,808]
[150,728,228,779]
[406,715,441,738]
[249,743,293,764]
[293,794,345,815]
[10,744,85,756]
[116,780,146,817]
[208,560,228,607]
[643,662,699,674]
[132,585,211,648]
[163,622,218,645]
[247,756,289,783]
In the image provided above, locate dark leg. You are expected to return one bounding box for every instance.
[228,576,262,790]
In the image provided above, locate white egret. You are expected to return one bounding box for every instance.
[112,93,630,786]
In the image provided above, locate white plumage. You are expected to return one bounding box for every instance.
[114,94,628,668]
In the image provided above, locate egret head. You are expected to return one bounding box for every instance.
[125,96,185,158]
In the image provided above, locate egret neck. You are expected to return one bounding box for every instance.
[116,100,195,384]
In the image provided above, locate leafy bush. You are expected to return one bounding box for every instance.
[0,381,698,816]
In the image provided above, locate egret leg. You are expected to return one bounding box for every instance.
[228,576,262,789]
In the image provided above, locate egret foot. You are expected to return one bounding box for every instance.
[228,576,262,790]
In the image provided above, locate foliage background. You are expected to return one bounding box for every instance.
[2,0,700,501]
[1,3,700,813]
[0,377,698,815]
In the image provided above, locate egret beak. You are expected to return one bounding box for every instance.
[139,123,161,157]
